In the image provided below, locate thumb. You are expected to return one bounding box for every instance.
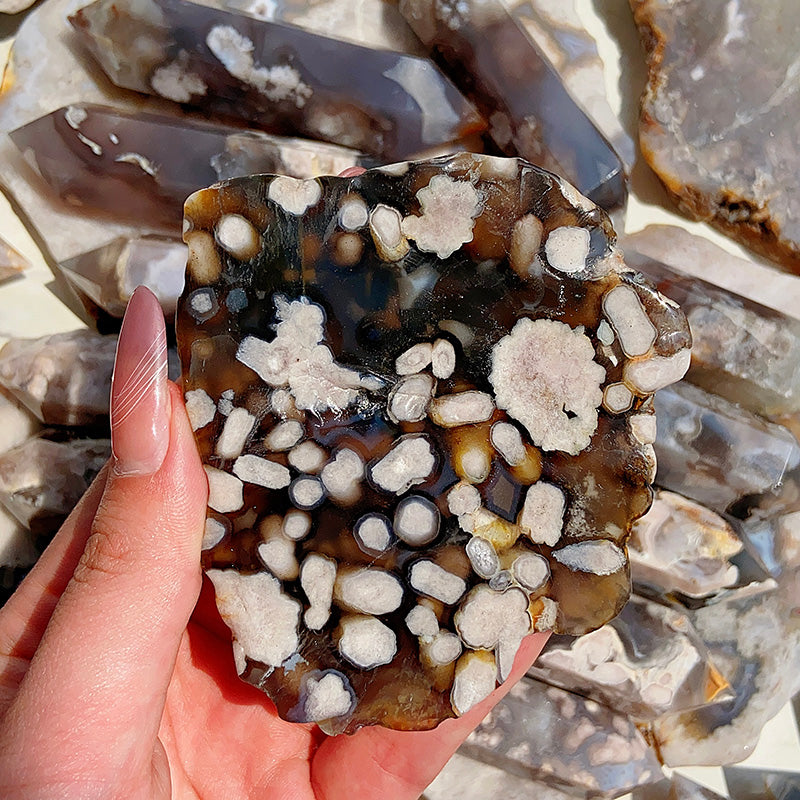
[0,288,207,789]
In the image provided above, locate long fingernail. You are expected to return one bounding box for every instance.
[110,286,169,476]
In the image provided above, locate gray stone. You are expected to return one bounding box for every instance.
[399,0,627,213]
[625,246,800,417]
[59,236,187,320]
[623,225,800,323]
[723,766,800,800]
[653,382,800,514]
[463,676,664,797]
[504,0,635,169]
[650,578,800,766]
[0,436,110,539]
[9,103,364,231]
[631,0,800,272]
[528,594,732,722]
[632,773,729,799]
[423,752,581,800]
[0,388,41,457]
[0,329,117,426]
[70,0,483,160]
[629,490,743,599]
[223,0,426,55]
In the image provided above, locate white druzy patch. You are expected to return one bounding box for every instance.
[489,317,605,455]
[401,175,481,259]
[236,296,362,414]
[207,569,301,667]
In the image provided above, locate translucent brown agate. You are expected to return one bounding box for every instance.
[176,154,690,733]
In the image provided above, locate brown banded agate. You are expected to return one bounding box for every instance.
[176,153,690,733]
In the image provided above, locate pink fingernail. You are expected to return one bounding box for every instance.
[110,286,169,476]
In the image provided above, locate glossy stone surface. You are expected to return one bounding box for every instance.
[9,103,364,231]
[630,490,743,599]
[59,236,187,320]
[653,382,800,515]
[724,766,800,800]
[70,0,483,160]
[0,436,110,538]
[224,0,427,56]
[731,472,800,580]
[464,677,664,797]
[632,773,728,799]
[0,236,30,285]
[0,330,117,427]
[623,226,800,323]
[650,579,800,766]
[505,0,635,169]
[626,249,800,417]
[528,594,731,721]
[399,0,627,213]
[631,0,800,273]
[177,154,690,732]
[424,751,584,800]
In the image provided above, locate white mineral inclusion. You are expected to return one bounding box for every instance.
[216,213,261,261]
[207,569,301,668]
[553,540,626,575]
[401,175,481,259]
[236,296,362,414]
[303,672,353,721]
[151,57,208,103]
[489,318,605,454]
[268,175,322,215]
[545,226,591,274]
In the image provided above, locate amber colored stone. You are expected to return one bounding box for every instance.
[177,154,689,732]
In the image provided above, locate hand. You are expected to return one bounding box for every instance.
[0,288,548,800]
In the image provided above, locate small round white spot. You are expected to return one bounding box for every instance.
[545,226,591,274]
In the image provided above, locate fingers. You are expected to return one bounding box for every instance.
[311,632,549,800]
[0,288,208,788]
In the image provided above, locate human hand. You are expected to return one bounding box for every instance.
[0,285,548,799]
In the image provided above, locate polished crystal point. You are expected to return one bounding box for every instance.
[425,751,581,800]
[653,382,800,514]
[723,766,800,800]
[631,0,800,272]
[69,0,484,160]
[623,225,800,323]
[224,0,427,55]
[465,677,664,797]
[0,436,110,539]
[177,154,690,732]
[504,0,635,169]
[0,236,30,285]
[650,579,800,766]
[9,103,364,230]
[632,773,729,799]
[630,490,743,599]
[626,248,800,417]
[0,330,117,427]
[59,236,188,320]
[399,0,627,213]
[528,594,732,721]
[0,388,41,456]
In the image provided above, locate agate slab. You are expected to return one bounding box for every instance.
[177,154,691,732]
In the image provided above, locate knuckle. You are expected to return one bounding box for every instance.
[72,515,136,586]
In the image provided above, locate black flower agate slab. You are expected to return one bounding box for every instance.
[176,154,691,733]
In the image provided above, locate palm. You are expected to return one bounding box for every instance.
[161,602,321,800]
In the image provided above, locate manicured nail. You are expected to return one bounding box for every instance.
[339,166,367,177]
[110,286,169,476]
